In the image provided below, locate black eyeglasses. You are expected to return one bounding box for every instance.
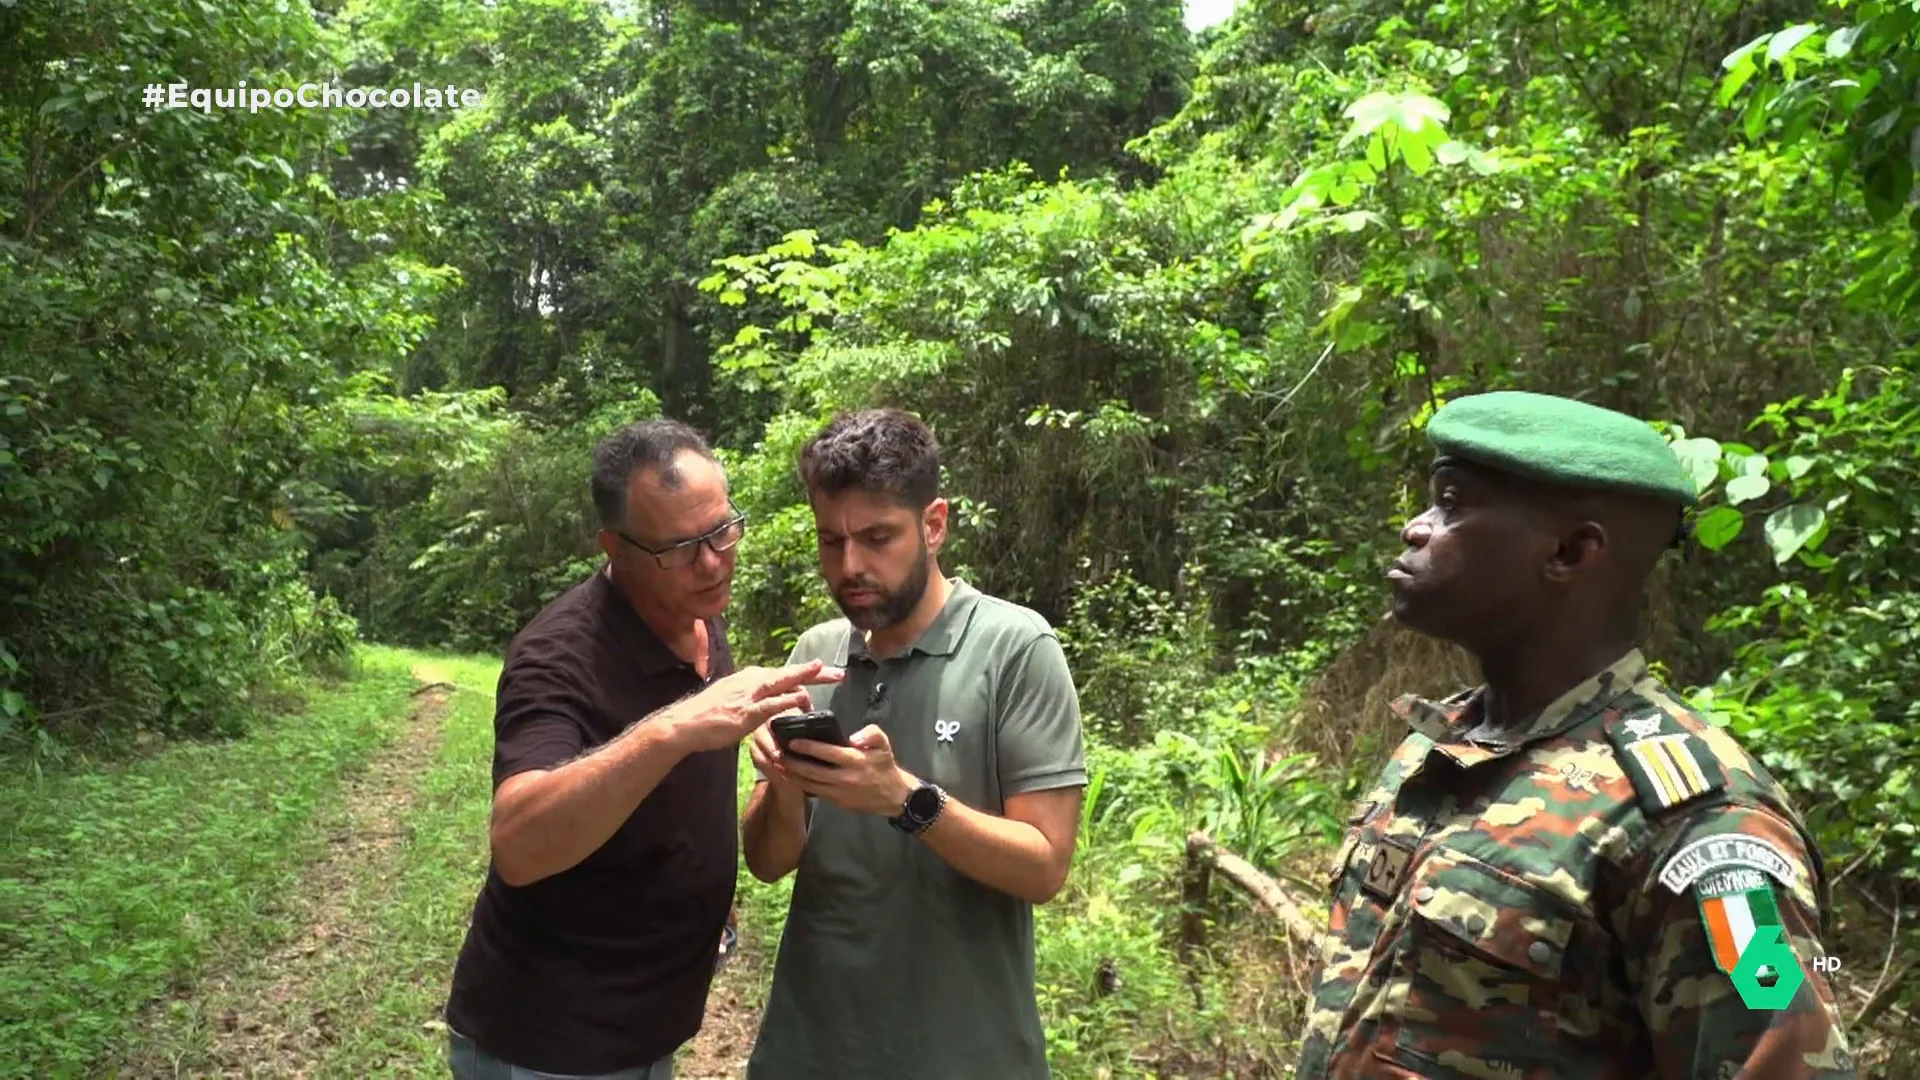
[617,510,748,570]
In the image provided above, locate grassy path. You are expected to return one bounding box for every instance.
[87,646,769,1078]
[114,647,493,1076]
[118,652,461,1076]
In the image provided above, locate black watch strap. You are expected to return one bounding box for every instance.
[888,781,947,835]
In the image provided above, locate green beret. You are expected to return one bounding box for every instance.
[1425,391,1697,506]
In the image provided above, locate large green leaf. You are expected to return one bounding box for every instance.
[1719,55,1759,105]
[1722,33,1772,71]
[1342,92,1398,145]
[1864,155,1915,223]
[1342,91,1451,147]
[1391,93,1451,133]
[1763,504,1828,564]
[1670,437,1723,492]
[1694,506,1747,550]
[1725,473,1771,505]
[1330,210,1380,233]
[1767,24,1819,64]
[1400,131,1436,174]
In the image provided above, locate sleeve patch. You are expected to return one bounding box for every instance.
[1659,834,1801,894]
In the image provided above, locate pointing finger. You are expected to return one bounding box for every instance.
[753,661,846,698]
[748,689,815,723]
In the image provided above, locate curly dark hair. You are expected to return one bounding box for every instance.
[798,409,941,509]
[590,417,718,530]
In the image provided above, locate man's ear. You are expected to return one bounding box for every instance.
[923,497,950,552]
[596,529,619,564]
[1544,520,1607,583]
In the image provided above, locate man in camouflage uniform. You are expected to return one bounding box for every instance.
[1296,391,1855,1080]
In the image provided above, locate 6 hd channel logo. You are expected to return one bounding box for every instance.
[1697,865,1841,1010]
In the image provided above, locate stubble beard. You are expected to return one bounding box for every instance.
[838,542,931,632]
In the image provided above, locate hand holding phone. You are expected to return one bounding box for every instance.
[770,709,850,768]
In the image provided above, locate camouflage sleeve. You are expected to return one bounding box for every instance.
[1620,804,1855,1079]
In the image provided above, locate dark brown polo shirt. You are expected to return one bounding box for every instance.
[445,568,737,1074]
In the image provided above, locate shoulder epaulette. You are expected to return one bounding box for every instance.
[1605,707,1727,816]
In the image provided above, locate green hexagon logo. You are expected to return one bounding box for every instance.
[1731,925,1805,1010]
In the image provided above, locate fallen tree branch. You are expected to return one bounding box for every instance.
[1852,961,1914,1032]
[1187,832,1319,946]
[31,702,114,723]
[1855,883,1903,1030]
[1180,838,1211,957]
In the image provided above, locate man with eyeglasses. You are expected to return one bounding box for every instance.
[444,418,842,1080]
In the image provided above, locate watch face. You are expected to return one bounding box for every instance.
[906,784,942,820]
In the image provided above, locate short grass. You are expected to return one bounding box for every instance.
[0,648,416,1079]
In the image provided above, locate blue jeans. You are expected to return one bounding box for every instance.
[448,1030,674,1080]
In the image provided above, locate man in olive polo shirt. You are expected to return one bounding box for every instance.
[741,408,1087,1079]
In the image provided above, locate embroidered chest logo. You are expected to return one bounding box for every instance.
[1553,758,1600,792]
[934,718,960,744]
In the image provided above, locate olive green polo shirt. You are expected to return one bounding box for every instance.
[745,578,1087,1080]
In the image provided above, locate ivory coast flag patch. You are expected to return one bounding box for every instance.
[1696,867,1784,975]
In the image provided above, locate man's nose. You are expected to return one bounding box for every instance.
[835,542,869,581]
[1401,509,1435,547]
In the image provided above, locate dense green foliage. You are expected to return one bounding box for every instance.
[1,0,1197,735]
[2,2,429,741]
[4,0,1917,1070]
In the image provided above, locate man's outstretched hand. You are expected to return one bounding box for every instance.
[669,661,844,755]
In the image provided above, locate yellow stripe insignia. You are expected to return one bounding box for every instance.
[1607,712,1726,814]
[1626,734,1710,807]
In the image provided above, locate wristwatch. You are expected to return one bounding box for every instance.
[888,780,947,836]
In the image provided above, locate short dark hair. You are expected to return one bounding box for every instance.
[798,409,941,509]
[590,417,718,530]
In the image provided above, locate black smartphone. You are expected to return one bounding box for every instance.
[770,709,849,767]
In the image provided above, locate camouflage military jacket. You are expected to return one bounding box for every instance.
[1295,649,1854,1080]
